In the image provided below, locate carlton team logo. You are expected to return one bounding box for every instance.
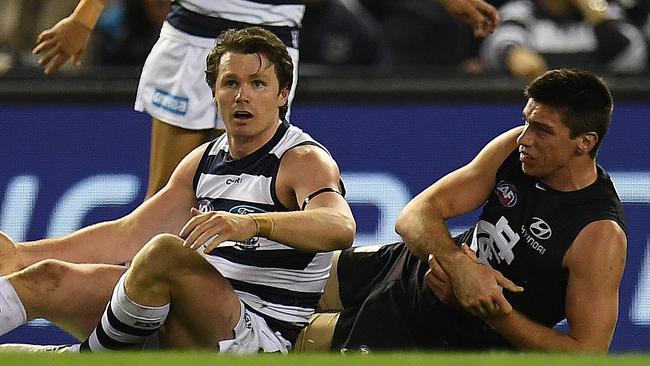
[495,180,518,208]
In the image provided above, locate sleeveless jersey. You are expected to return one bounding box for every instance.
[469,150,627,327]
[192,120,334,342]
[332,149,627,351]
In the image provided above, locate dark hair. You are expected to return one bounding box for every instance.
[524,68,613,159]
[205,27,293,119]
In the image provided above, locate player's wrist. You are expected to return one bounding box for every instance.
[71,0,106,30]
[433,247,467,271]
[250,213,275,238]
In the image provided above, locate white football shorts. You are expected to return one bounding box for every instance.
[218,300,292,354]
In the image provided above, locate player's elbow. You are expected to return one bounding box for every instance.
[334,216,356,250]
[395,202,426,243]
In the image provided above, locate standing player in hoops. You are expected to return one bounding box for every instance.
[296,68,627,353]
[1,27,355,353]
[32,0,500,199]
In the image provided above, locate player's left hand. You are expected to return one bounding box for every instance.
[32,16,91,74]
[179,207,258,253]
[426,254,461,308]
[438,0,500,37]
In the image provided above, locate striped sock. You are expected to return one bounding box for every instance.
[81,274,169,351]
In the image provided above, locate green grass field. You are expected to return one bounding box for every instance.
[1,352,650,366]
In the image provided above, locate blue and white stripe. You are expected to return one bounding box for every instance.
[193,120,333,340]
[178,0,305,27]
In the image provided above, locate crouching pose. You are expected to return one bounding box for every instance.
[0,27,355,353]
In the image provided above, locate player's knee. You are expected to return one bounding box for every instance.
[18,259,72,293]
[132,233,191,275]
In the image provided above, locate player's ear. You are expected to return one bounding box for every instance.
[576,132,598,155]
[277,87,289,107]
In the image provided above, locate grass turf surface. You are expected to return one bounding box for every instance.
[1,352,650,366]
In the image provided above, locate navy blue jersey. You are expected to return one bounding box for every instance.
[333,149,626,350]
[471,150,627,327]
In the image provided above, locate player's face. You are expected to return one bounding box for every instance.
[516,98,581,182]
[214,52,289,139]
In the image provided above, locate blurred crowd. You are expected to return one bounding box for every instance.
[1,0,649,81]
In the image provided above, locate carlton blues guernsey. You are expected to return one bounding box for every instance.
[193,120,336,344]
[333,149,626,350]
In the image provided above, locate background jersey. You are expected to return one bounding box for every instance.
[470,150,627,327]
[169,1,302,48]
[192,120,333,343]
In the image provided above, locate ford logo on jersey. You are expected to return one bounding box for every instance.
[230,205,264,215]
[230,205,265,250]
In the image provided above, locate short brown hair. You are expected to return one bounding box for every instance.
[205,27,293,119]
[524,68,613,159]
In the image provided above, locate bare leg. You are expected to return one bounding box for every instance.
[145,118,217,199]
[0,231,23,276]
[84,234,240,350]
[8,261,125,340]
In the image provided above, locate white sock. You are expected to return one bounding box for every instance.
[82,274,169,351]
[0,277,27,336]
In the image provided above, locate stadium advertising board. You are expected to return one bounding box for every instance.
[0,103,648,351]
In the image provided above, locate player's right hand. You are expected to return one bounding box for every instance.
[33,17,91,75]
[445,244,523,318]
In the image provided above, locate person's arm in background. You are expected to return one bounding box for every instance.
[32,0,108,74]
[479,0,547,80]
[570,0,647,73]
[437,0,500,37]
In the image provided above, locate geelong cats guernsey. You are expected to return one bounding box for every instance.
[192,120,334,343]
[168,1,304,48]
[470,149,627,327]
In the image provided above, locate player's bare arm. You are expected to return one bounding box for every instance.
[180,144,355,253]
[483,220,627,352]
[4,144,205,270]
[396,127,523,317]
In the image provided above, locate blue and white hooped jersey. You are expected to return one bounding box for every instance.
[192,120,333,341]
[170,1,304,48]
[178,0,304,27]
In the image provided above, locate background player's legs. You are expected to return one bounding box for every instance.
[83,234,241,350]
[6,262,125,340]
[145,119,219,199]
